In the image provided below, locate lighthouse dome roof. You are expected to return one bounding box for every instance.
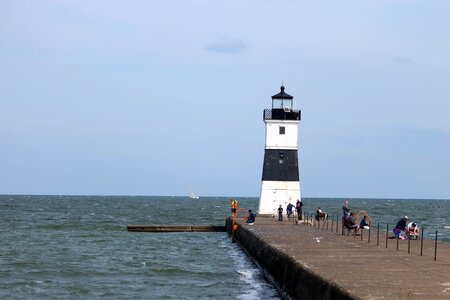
[272,85,293,99]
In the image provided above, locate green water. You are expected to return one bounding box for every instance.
[1,195,449,299]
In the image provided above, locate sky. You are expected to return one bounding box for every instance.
[0,1,449,199]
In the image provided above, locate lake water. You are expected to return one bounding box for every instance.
[1,195,449,299]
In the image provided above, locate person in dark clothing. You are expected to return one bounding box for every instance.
[315,207,327,222]
[295,199,303,221]
[344,212,359,234]
[246,210,255,224]
[278,205,283,221]
[342,200,350,219]
[359,215,370,229]
[393,216,408,238]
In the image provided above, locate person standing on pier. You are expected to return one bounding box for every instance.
[342,200,350,219]
[231,199,238,217]
[278,205,283,221]
[296,199,303,221]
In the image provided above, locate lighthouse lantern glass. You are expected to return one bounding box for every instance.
[283,99,292,109]
[272,99,282,109]
[272,98,292,109]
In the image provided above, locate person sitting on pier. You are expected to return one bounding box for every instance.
[246,210,255,224]
[359,215,370,230]
[315,207,328,222]
[406,222,419,239]
[344,212,359,235]
[393,216,408,239]
[278,205,283,221]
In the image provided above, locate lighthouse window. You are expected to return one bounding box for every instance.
[272,99,283,109]
[279,126,285,135]
[283,99,292,109]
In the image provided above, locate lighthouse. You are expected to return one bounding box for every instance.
[258,85,301,215]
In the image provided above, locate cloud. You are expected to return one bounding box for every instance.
[205,39,246,54]
[393,57,412,64]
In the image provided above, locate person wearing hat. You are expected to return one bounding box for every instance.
[393,216,408,238]
[406,221,419,238]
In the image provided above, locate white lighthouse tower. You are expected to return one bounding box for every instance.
[258,85,301,215]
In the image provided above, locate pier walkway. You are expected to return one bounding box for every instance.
[230,217,450,299]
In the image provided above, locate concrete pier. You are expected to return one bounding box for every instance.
[127,224,226,232]
[227,217,450,299]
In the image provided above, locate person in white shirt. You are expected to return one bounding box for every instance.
[406,222,419,237]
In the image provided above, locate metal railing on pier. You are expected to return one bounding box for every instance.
[289,211,441,261]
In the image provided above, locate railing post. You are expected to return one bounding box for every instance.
[408,234,411,253]
[435,230,438,261]
[336,215,339,233]
[396,234,399,250]
[368,226,371,243]
[386,224,389,248]
[331,215,334,232]
[361,227,363,240]
[420,228,424,256]
[377,222,380,246]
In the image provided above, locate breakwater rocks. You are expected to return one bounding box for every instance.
[226,217,450,300]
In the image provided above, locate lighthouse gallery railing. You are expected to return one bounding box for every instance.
[263,109,301,121]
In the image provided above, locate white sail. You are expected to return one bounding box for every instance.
[188,187,199,199]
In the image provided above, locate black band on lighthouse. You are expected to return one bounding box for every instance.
[261,149,299,181]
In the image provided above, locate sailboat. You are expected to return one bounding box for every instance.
[188,187,199,199]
